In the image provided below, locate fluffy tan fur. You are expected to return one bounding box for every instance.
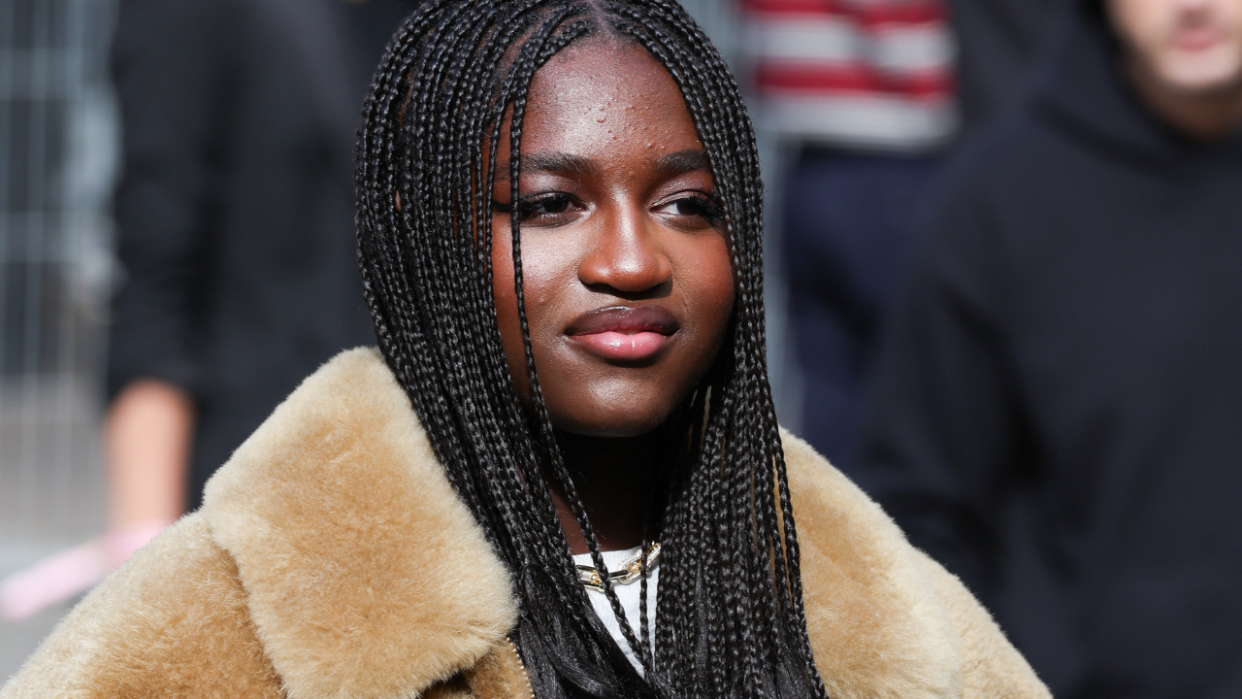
[464,641,535,699]
[201,348,519,699]
[2,348,1049,699]
[784,432,962,699]
[784,432,1048,699]
[915,550,1051,698]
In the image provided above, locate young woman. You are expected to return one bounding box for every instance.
[2,2,1048,698]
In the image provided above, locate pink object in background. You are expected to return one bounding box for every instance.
[0,521,169,621]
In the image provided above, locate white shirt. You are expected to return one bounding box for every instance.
[572,547,658,674]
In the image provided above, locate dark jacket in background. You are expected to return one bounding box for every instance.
[858,3,1242,698]
[108,0,412,507]
[945,0,1058,135]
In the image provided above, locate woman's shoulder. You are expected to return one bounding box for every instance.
[781,431,1050,699]
[198,346,519,698]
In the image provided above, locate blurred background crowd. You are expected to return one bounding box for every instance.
[2,0,1241,696]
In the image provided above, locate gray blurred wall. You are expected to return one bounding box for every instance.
[1,0,118,679]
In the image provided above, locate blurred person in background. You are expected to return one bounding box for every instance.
[742,0,1059,471]
[740,0,1063,476]
[945,0,1059,134]
[4,0,413,623]
[105,0,410,557]
[858,0,1242,696]
[741,0,957,469]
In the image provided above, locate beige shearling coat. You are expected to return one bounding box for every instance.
[2,348,1050,699]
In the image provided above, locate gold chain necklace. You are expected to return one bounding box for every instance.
[576,542,662,592]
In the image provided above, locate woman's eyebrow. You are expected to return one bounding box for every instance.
[652,149,709,175]
[496,152,596,180]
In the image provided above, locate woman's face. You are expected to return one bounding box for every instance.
[491,38,735,438]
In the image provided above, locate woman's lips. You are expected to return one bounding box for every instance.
[565,305,680,362]
[574,330,670,361]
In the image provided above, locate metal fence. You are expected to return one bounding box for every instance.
[1,0,118,676]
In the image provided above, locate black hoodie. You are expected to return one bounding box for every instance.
[855,3,1242,698]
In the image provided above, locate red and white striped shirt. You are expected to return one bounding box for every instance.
[742,0,957,151]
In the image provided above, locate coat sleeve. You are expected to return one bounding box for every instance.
[914,550,1051,699]
[0,516,282,699]
[106,0,236,401]
[854,164,1029,608]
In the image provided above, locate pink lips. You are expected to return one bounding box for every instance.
[566,305,679,362]
[575,331,670,361]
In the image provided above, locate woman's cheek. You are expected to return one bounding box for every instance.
[689,240,736,349]
[490,222,530,398]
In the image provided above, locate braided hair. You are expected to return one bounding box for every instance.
[355,2,828,698]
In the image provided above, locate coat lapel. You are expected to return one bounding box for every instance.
[203,348,520,699]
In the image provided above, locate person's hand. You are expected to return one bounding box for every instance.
[105,380,194,529]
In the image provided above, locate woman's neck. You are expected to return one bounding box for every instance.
[550,430,667,554]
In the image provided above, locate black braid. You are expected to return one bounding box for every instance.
[356,2,829,698]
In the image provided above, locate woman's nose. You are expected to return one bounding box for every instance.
[577,203,672,296]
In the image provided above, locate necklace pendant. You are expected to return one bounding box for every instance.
[576,542,661,592]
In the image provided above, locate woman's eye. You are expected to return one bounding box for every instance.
[493,193,579,223]
[659,195,723,223]
[509,193,576,220]
[534,196,570,215]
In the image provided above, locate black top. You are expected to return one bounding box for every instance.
[944,0,1059,136]
[856,3,1242,697]
[108,0,413,506]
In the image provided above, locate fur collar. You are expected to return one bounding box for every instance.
[201,348,962,699]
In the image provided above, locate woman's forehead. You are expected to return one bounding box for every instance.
[518,38,704,160]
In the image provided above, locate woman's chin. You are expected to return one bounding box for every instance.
[549,407,674,440]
